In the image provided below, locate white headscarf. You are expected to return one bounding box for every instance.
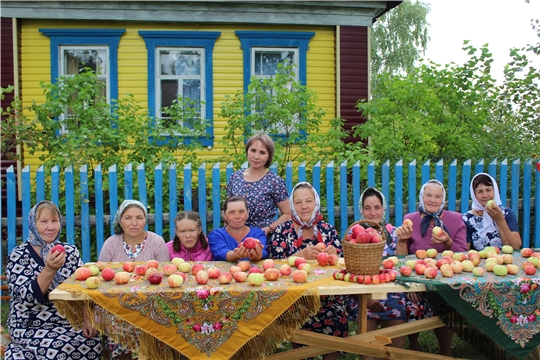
[289,182,324,246]
[470,173,502,238]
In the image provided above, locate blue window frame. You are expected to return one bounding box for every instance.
[139,31,220,147]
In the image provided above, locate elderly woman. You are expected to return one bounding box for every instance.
[208,195,267,261]
[268,182,345,360]
[99,199,170,262]
[463,173,521,251]
[5,201,102,359]
[226,133,291,236]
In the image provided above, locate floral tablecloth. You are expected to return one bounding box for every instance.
[54,260,339,360]
[398,251,540,360]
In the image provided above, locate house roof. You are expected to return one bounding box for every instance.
[2,1,401,27]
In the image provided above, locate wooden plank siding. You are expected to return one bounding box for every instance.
[339,26,369,144]
[19,20,336,168]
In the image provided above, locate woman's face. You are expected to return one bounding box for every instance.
[119,206,147,238]
[474,183,495,207]
[224,201,249,229]
[175,218,201,250]
[247,140,269,170]
[36,209,61,243]
[293,187,316,222]
[422,183,444,213]
[362,195,384,223]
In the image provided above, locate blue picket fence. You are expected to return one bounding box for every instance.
[2,158,539,272]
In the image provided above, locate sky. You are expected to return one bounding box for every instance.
[423,0,540,82]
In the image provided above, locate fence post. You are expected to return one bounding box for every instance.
[488,159,497,180]
[535,162,540,247]
[109,165,118,237]
[95,164,104,257]
[448,160,457,211]
[298,161,306,183]
[65,166,75,245]
[368,161,375,188]
[340,160,348,236]
[436,159,444,184]
[500,159,508,206]
[169,163,177,237]
[7,166,16,255]
[198,163,207,232]
[421,159,430,185]
[353,160,361,221]
[511,159,520,222]
[408,160,416,213]
[326,161,335,228]
[522,159,532,248]
[124,163,133,200]
[212,163,221,230]
[155,163,163,237]
[395,160,403,226]
[461,160,471,214]
[382,160,390,223]
[52,165,59,206]
[36,165,45,203]
[313,161,321,197]
[80,165,90,263]
[184,163,192,211]
[475,159,484,175]
[286,161,293,195]
[22,165,31,241]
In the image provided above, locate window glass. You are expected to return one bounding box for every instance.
[254,50,295,77]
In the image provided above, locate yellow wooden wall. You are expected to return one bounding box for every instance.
[19,20,336,169]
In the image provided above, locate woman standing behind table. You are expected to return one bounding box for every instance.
[226,133,291,236]
[208,196,267,261]
[5,201,102,359]
[463,173,521,251]
[167,211,213,261]
[396,179,468,356]
[268,182,345,360]
[99,199,169,360]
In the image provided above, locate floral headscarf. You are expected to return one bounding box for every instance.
[290,182,324,248]
[470,172,502,238]
[358,187,392,246]
[27,200,63,288]
[418,179,449,237]
[113,199,148,235]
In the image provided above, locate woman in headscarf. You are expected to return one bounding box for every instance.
[462,173,521,251]
[5,200,102,359]
[268,182,346,360]
[99,199,169,262]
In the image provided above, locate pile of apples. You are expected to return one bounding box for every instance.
[346,223,383,244]
[332,268,398,285]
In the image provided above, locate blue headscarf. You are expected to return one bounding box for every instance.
[418,180,450,237]
[26,200,64,288]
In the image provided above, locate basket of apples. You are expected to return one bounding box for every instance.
[342,220,385,275]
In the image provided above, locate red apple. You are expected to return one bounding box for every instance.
[191,264,205,275]
[238,261,251,272]
[315,243,327,251]
[356,232,371,244]
[218,272,233,284]
[95,261,106,271]
[75,267,91,281]
[243,237,258,249]
[400,266,412,277]
[280,264,292,276]
[233,271,248,283]
[163,264,178,276]
[524,265,537,275]
[370,233,383,243]
[168,274,184,288]
[135,265,148,276]
[297,263,311,274]
[207,267,221,279]
[195,270,209,284]
[328,254,339,266]
[372,274,380,285]
[114,271,130,284]
[146,260,159,269]
[415,250,427,259]
[146,267,159,278]
[229,265,241,275]
[364,275,372,285]
[440,264,454,277]
[148,273,163,285]
[262,259,275,270]
[292,269,308,283]
[123,261,135,272]
[264,268,281,281]
[350,224,365,238]
[294,257,306,268]
[51,244,65,255]
[101,268,115,281]
[424,267,439,279]
[248,266,263,274]
[414,263,427,275]
[382,258,395,269]
[432,226,444,237]
[317,252,330,266]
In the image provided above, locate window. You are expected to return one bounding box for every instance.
[39,28,125,133]
[139,31,221,147]
[252,48,298,80]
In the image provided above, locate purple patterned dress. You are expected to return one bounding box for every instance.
[226,170,289,228]
[268,220,348,337]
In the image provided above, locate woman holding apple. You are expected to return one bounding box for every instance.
[5,200,102,359]
[208,195,267,261]
[268,182,346,360]
[462,173,521,251]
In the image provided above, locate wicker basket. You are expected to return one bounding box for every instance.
[342,220,386,275]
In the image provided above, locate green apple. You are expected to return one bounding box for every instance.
[501,245,513,254]
[493,265,508,276]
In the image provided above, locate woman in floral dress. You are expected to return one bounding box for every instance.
[5,200,102,359]
[268,182,346,360]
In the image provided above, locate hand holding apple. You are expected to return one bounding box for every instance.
[484,201,504,222]
[396,223,413,242]
[324,245,338,256]
[297,246,322,260]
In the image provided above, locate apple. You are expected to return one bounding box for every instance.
[279,264,292,276]
[297,263,312,274]
[146,260,159,269]
[478,250,488,259]
[171,257,185,267]
[436,258,451,269]
[432,226,444,237]
[247,273,265,286]
[450,261,463,274]
[502,254,514,264]
[350,224,365,238]
[405,259,417,269]
[426,248,438,259]
[233,271,248,283]
[294,257,306,268]
[332,270,344,280]
[243,237,258,250]
[162,264,178,276]
[114,271,130,284]
[415,264,427,275]
[506,264,519,275]
[484,261,497,272]
[388,256,399,266]
[229,265,241,275]
[494,255,504,265]
[264,268,281,281]
[461,260,474,272]
[317,252,330,266]
[382,258,395,269]
[501,245,513,254]
[195,270,209,284]
[262,259,275,270]
[452,253,467,262]
[123,261,135,272]
[101,268,115,281]
[493,265,508,276]
[75,267,92,281]
[522,261,535,270]
[51,244,66,254]
[440,264,454,277]
[148,273,163,285]
[424,267,439,279]
[372,274,380,285]
[328,254,339,266]
[403,219,413,228]
[356,274,364,284]
[315,243,327,251]
[521,248,534,257]
[356,232,371,244]
[364,275,372,285]
[527,257,539,267]
[95,261,106,271]
[524,265,537,275]
[191,264,205,275]
[178,262,192,273]
[168,274,184,288]
[238,261,251,272]
[469,255,481,266]
[216,272,232,284]
[85,276,100,289]
[370,233,383,243]
[292,270,308,283]
[343,273,351,282]
[484,246,499,254]
[248,266,263,274]
[442,250,454,258]
[400,266,412,276]
[472,267,485,277]
[88,265,100,276]
[135,265,148,276]
[415,250,427,259]
[207,267,221,279]
[486,199,497,209]
[532,252,540,260]
[146,267,159,278]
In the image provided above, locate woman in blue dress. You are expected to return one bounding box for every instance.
[4,200,102,359]
[462,173,521,251]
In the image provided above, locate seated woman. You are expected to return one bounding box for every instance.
[268,182,345,360]
[208,196,267,261]
[396,179,468,356]
[5,201,102,359]
[463,173,521,251]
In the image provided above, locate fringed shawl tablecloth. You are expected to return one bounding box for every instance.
[54,260,339,359]
[398,252,540,360]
